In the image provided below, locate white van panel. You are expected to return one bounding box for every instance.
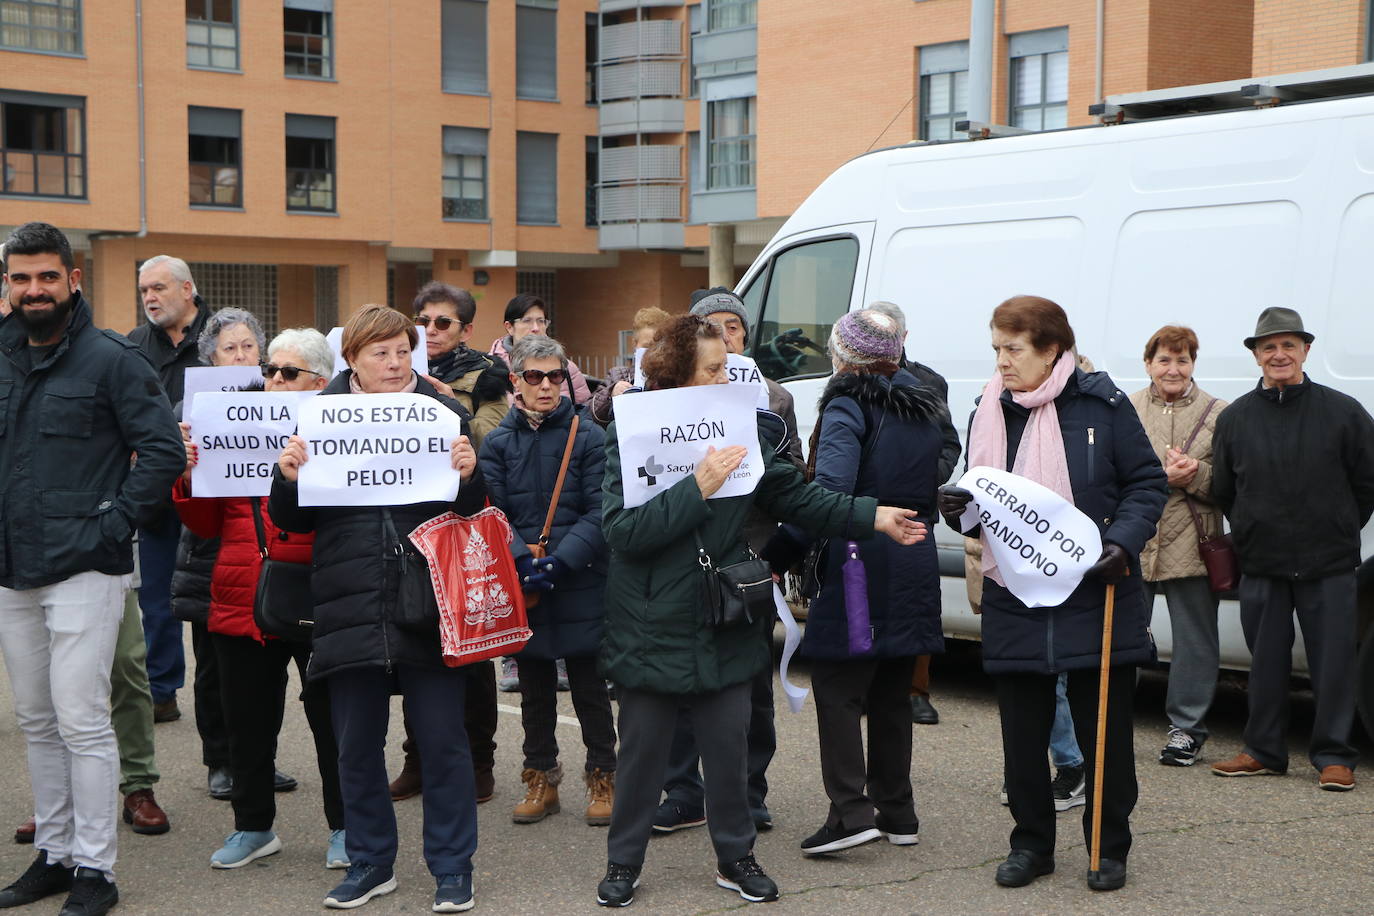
[1327,194,1374,381]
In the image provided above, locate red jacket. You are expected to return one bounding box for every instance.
[172,478,314,641]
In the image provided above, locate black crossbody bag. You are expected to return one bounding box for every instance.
[250,497,314,642]
[694,531,775,629]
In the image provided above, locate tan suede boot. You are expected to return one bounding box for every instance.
[512,764,562,823]
[585,769,614,826]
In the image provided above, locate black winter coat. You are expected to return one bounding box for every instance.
[1211,376,1374,580]
[958,369,1168,675]
[170,527,219,624]
[267,372,487,681]
[0,295,184,589]
[126,295,211,408]
[783,370,946,660]
[479,398,607,660]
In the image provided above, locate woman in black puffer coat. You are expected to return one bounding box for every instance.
[268,305,487,912]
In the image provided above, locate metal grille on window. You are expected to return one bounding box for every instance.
[313,266,338,332]
[186,0,238,70]
[516,270,556,326]
[186,263,279,336]
[0,91,86,199]
[0,0,82,54]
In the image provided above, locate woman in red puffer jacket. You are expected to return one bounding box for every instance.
[173,327,346,872]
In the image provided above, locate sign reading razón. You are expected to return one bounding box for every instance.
[956,465,1102,608]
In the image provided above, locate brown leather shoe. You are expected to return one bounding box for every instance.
[13,816,34,844]
[512,765,562,824]
[388,754,422,801]
[123,789,170,835]
[475,768,495,804]
[584,769,614,827]
[1211,752,1281,777]
[152,699,181,723]
[1318,765,1355,791]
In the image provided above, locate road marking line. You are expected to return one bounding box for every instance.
[497,702,580,728]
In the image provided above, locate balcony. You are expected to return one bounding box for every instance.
[599,60,682,101]
[600,20,681,61]
[600,144,682,183]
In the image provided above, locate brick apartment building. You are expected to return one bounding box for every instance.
[0,0,1371,372]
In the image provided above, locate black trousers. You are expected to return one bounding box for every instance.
[993,666,1138,862]
[663,665,776,815]
[212,633,343,831]
[193,621,231,769]
[1240,573,1359,771]
[518,656,616,773]
[811,655,918,831]
[399,658,498,776]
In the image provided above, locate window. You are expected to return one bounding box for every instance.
[516,131,557,224]
[707,0,754,31]
[744,236,859,381]
[0,0,81,54]
[285,114,335,212]
[441,0,487,94]
[584,12,597,104]
[706,96,755,190]
[188,106,241,207]
[188,262,278,335]
[585,136,598,227]
[284,0,332,79]
[186,0,238,70]
[442,126,487,220]
[918,40,968,141]
[516,0,557,101]
[1009,27,1068,131]
[687,4,702,97]
[0,90,85,199]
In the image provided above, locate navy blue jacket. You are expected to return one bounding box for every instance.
[784,369,948,660]
[959,369,1168,675]
[479,398,607,660]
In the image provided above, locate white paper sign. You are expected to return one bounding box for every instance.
[632,347,646,389]
[296,393,463,507]
[326,325,428,378]
[726,353,771,410]
[613,385,763,510]
[182,365,263,413]
[188,391,314,498]
[956,466,1103,608]
[773,584,808,713]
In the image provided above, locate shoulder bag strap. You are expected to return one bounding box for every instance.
[1178,398,1217,543]
[537,414,580,549]
[249,497,269,559]
[1180,397,1217,454]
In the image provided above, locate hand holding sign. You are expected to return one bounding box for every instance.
[278,434,309,482]
[695,445,748,497]
[450,435,476,478]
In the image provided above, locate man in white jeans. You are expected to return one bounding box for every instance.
[0,223,183,916]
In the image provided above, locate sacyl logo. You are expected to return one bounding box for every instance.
[637,454,664,487]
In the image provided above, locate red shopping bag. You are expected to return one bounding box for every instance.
[409,508,532,667]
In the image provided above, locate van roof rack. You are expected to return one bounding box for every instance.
[1090,62,1374,123]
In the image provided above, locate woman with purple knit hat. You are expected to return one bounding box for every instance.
[763,308,949,856]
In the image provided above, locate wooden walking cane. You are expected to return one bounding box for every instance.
[1088,571,1125,879]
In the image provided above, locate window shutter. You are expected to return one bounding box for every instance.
[442,0,488,94]
[516,5,558,100]
[189,106,241,138]
[285,113,334,139]
[517,131,558,224]
[443,126,487,157]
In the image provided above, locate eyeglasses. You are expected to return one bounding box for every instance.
[515,316,550,328]
[518,368,569,386]
[262,363,322,382]
[414,315,462,330]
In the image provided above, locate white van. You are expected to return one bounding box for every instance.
[738,91,1374,682]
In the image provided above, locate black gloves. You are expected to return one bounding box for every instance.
[1087,543,1130,584]
[937,485,974,528]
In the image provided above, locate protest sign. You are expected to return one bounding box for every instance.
[956,465,1103,608]
[188,391,314,498]
[632,347,646,389]
[182,365,263,412]
[726,353,771,410]
[614,385,763,510]
[297,393,464,507]
[326,325,427,378]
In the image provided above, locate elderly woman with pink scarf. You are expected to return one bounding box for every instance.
[938,296,1166,894]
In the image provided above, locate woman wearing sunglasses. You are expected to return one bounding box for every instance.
[173,326,344,872]
[413,282,512,449]
[490,294,592,406]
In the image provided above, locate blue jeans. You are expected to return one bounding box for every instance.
[136,519,184,704]
[1049,672,1083,769]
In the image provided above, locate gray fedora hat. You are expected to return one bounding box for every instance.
[1244,306,1314,350]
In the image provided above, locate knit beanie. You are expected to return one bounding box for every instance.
[689,288,751,335]
[828,309,902,367]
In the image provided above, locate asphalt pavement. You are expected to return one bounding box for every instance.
[0,634,1368,915]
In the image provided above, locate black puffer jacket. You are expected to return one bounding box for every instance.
[267,372,487,681]
[170,528,219,624]
[479,398,607,660]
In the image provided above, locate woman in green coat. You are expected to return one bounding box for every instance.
[594,315,926,909]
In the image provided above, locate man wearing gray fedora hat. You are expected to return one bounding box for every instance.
[1209,307,1374,790]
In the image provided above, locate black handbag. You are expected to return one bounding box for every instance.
[694,531,775,629]
[250,498,314,642]
[384,510,440,632]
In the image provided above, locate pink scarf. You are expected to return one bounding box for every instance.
[967,351,1077,585]
[349,370,419,395]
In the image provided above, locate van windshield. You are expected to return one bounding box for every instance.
[743,236,858,381]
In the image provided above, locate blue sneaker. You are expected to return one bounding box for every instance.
[210,830,282,869]
[433,874,474,913]
[326,830,349,870]
[324,864,396,909]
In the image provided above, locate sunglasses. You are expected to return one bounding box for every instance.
[414,315,463,330]
[519,368,569,386]
[261,363,322,382]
